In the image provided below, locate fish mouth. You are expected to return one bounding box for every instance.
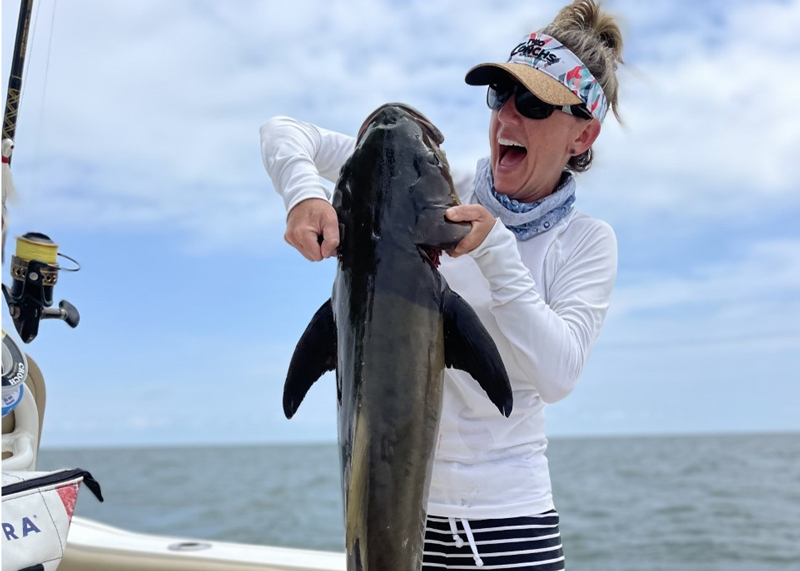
[418,218,469,268]
[357,103,445,147]
[419,246,443,268]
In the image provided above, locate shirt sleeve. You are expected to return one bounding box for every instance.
[450,166,476,203]
[259,116,356,213]
[467,218,618,403]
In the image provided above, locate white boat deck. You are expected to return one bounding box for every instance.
[61,516,346,571]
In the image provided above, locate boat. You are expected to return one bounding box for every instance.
[1,2,346,569]
[2,345,346,571]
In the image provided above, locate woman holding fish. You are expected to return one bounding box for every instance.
[261,1,622,569]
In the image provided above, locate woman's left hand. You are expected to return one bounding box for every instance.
[445,204,496,257]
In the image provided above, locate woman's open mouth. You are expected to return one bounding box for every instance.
[498,137,528,168]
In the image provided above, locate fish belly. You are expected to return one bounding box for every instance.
[340,289,445,571]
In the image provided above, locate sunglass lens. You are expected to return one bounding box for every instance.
[515,91,554,120]
[487,82,514,111]
[486,83,557,120]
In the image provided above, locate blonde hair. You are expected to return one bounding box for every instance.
[540,0,624,172]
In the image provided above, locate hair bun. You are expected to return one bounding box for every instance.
[552,0,623,64]
[541,0,625,170]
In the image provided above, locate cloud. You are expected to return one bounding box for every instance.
[605,237,800,348]
[5,0,797,248]
[5,0,799,446]
[590,0,800,225]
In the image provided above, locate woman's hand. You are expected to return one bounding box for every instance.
[445,204,496,257]
[285,198,340,261]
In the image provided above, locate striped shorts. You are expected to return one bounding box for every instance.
[422,511,565,570]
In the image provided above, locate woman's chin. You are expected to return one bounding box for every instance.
[493,174,521,197]
[493,159,528,197]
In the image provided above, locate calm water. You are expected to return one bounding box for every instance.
[39,433,800,571]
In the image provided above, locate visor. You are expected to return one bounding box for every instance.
[466,33,609,123]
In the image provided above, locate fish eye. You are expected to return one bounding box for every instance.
[426,151,441,167]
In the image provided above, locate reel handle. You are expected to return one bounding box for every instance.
[42,301,80,328]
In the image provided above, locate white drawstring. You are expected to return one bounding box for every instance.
[447,517,483,567]
[460,519,484,567]
[447,517,464,548]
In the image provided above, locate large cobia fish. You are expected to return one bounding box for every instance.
[283,103,513,571]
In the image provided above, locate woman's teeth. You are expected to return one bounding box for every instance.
[498,137,526,149]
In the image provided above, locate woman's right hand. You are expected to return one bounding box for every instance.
[285,198,340,261]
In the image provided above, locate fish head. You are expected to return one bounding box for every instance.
[334,104,470,265]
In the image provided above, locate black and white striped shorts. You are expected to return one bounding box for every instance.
[422,511,565,570]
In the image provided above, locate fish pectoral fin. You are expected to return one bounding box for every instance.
[443,290,513,417]
[283,299,337,419]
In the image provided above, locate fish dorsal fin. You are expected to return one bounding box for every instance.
[443,290,513,417]
[283,299,337,419]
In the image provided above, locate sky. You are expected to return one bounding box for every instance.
[1,0,798,449]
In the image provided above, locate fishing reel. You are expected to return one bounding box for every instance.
[2,232,80,344]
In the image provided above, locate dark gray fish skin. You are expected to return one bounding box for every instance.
[283,104,513,571]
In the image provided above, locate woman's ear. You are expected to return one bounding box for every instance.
[571,119,601,155]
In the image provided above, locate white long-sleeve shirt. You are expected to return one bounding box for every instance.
[260,116,618,518]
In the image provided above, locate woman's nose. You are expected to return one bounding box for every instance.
[496,91,522,124]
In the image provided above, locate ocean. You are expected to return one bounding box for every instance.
[38,432,800,571]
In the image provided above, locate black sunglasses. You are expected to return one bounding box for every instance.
[487,82,592,121]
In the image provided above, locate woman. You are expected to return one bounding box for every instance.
[260,1,623,569]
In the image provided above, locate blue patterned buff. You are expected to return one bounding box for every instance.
[473,157,576,240]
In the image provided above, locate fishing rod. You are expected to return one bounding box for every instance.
[3,0,35,158]
[2,0,34,206]
[3,0,35,254]
[1,0,81,347]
